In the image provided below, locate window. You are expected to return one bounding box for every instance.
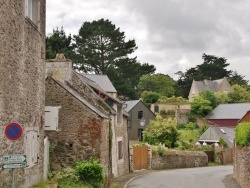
[138,111,143,119]
[138,129,143,141]
[25,0,39,25]
[154,105,159,113]
[117,105,123,124]
[118,141,123,160]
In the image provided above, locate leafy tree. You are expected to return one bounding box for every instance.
[228,84,250,103]
[185,122,197,131]
[143,115,180,148]
[73,18,137,74]
[200,90,217,109]
[46,27,74,59]
[235,122,250,146]
[228,71,249,87]
[73,18,156,99]
[141,91,161,104]
[215,92,230,104]
[158,96,187,103]
[191,96,213,117]
[138,74,176,97]
[108,59,155,99]
[176,53,232,98]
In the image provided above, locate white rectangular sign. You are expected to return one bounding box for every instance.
[2,155,27,164]
[2,163,27,169]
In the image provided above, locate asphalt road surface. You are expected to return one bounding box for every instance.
[127,165,241,188]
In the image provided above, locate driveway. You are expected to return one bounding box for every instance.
[126,165,241,188]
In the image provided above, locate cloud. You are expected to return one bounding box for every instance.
[47,0,250,81]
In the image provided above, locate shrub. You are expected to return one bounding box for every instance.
[75,159,104,188]
[235,122,250,147]
[157,146,165,156]
[53,167,79,184]
[219,138,228,148]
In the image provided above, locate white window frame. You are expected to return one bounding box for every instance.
[25,0,39,26]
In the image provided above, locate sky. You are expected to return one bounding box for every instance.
[46,0,250,81]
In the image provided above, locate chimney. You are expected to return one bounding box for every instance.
[45,54,72,82]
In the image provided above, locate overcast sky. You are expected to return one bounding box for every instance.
[47,0,250,81]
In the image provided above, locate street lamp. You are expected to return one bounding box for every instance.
[139,117,145,128]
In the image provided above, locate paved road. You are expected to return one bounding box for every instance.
[127,165,241,188]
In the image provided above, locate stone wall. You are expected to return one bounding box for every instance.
[234,147,250,188]
[151,150,208,170]
[45,78,110,176]
[0,0,46,187]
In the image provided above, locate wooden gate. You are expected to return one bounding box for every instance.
[133,145,148,170]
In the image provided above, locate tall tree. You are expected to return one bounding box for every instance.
[228,85,250,103]
[46,27,74,59]
[138,73,176,97]
[228,71,249,87]
[108,58,155,99]
[73,18,137,74]
[176,53,232,98]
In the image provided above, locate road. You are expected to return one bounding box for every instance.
[127,165,241,188]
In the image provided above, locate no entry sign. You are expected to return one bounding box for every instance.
[4,122,23,141]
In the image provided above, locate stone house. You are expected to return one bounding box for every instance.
[188,77,231,102]
[0,1,46,187]
[45,56,129,177]
[124,100,155,142]
[78,74,130,177]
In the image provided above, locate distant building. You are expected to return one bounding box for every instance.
[205,103,250,127]
[124,100,156,142]
[188,77,231,101]
[197,127,235,148]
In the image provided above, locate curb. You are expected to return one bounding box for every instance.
[124,174,145,188]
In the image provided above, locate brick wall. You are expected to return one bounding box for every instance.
[234,147,250,188]
[0,0,46,187]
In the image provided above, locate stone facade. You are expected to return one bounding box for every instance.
[234,146,250,188]
[0,0,46,187]
[188,77,232,102]
[151,150,208,170]
[45,59,111,176]
[150,103,191,124]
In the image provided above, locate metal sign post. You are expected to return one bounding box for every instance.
[3,122,25,188]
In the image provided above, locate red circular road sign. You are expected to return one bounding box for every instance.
[4,122,23,141]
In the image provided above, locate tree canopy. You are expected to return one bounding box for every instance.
[46,20,156,99]
[73,18,138,74]
[46,27,74,59]
[143,115,180,148]
[138,73,176,97]
[176,53,232,98]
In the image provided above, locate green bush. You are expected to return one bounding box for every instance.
[235,122,250,146]
[75,159,104,188]
[157,146,165,156]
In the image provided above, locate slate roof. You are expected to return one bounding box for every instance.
[75,72,122,104]
[124,100,140,112]
[205,103,250,119]
[48,77,109,119]
[83,74,117,93]
[198,127,235,148]
[194,78,224,92]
